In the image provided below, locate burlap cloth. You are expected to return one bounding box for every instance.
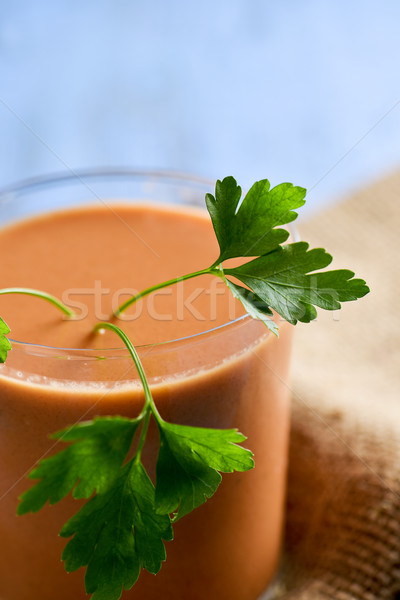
[277,171,400,600]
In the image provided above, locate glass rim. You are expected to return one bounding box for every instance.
[0,168,266,357]
[0,167,215,198]
[7,314,256,357]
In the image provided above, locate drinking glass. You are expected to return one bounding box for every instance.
[0,170,293,600]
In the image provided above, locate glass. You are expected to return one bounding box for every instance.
[0,170,293,600]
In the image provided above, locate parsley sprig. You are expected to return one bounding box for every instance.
[17,322,254,600]
[0,288,74,363]
[114,177,369,332]
[0,175,370,600]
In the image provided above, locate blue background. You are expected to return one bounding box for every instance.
[1,1,400,213]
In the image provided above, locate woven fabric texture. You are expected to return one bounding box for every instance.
[277,171,400,599]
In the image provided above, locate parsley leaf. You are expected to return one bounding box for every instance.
[224,242,369,324]
[0,317,11,363]
[224,279,278,335]
[18,417,141,514]
[155,422,254,520]
[61,460,172,600]
[205,176,306,262]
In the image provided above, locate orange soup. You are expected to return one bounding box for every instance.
[0,200,292,599]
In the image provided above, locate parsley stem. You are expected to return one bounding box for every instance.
[93,322,163,424]
[135,409,151,461]
[114,267,219,317]
[93,322,166,461]
[0,287,74,317]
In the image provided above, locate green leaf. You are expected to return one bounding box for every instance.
[18,416,141,514]
[205,176,306,262]
[0,317,11,363]
[61,460,173,600]
[155,421,254,520]
[224,278,279,336]
[225,242,370,324]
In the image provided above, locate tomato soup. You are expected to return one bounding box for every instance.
[0,197,292,599]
